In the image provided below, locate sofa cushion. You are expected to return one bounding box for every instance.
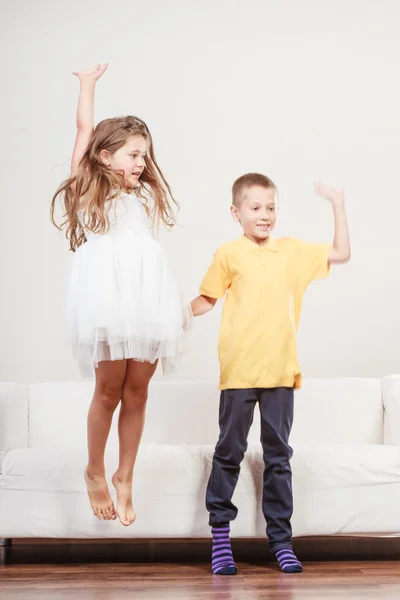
[2,443,400,538]
[4,442,398,494]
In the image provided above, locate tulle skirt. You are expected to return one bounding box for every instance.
[66,231,191,377]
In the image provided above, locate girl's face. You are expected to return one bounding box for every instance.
[231,185,278,244]
[102,134,147,186]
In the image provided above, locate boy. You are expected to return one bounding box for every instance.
[190,173,351,575]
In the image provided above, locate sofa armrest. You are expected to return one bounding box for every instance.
[383,375,400,445]
[0,383,29,471]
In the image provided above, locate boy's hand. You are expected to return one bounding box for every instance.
[314,182,345,206]
[73,63,109,83]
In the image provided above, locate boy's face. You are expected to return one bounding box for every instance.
[231,185,277,244]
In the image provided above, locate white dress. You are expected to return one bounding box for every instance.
[67,192,191,377]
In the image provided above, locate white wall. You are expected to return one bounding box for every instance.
[1,0,399,383]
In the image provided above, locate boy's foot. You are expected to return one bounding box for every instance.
[84,468,117,520]
[211,524,237,575]
[111,472,136,526]
[274,547,303,573]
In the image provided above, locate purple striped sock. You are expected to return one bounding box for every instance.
[274,548,303,573]
[211,525,237,575]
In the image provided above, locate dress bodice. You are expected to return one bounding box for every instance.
[79,193,150,241]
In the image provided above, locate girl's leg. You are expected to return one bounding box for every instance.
[85,359,127,520]
[112,359,158,526]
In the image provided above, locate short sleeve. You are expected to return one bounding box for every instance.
[296,240,331,286]
[199,248,231,299]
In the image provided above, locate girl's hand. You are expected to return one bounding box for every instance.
[182,305,193,332]
[314,182,345,206]
[72,63,109,83]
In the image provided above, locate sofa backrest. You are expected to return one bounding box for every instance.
[383,375,400,445]
[0,382,29,449]
[0,382,29,471]
[20,377,384,449]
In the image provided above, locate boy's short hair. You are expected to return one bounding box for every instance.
[232,173,277,207]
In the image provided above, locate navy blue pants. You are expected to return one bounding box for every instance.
[206,387,294,551]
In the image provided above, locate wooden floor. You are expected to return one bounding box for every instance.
[2,539,400,599]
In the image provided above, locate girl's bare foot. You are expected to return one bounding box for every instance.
[111,472,136,526]
[84,468,117,521]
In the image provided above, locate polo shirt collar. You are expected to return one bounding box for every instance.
[240,235,279,253]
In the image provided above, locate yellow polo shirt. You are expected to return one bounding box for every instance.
[200,236,331,390]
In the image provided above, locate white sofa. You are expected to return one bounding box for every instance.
[1,376,400,540]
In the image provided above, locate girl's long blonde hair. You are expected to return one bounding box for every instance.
[51,116,178,251]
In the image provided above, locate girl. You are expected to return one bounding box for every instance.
[51,64,191,526]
